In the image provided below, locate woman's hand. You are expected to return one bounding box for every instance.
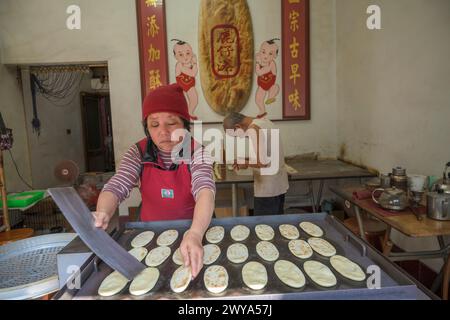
[180,229,204,279]
[93,191,118,230]
[92,211,111,230]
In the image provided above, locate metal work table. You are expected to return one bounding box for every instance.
[215,159,375,216]
[330,185,450,299]
[54,213,435,300]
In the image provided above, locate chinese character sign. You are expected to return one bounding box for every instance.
[136,0,169,99]
[282,0,310,119]
[211,25,241,79]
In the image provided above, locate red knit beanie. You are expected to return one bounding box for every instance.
[142,83,190,121]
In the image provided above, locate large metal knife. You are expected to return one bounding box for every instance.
[48,187,145,280]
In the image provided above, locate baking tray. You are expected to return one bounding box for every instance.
[0,233,76,300]
[55,213,433,300]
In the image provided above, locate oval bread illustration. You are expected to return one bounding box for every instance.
[199,0,254,115]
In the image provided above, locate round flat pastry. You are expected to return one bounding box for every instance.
[131,231,155,248]
[330,255,366,282]
[256,241,279,262]
[288,240,313,259]
[230,225,250,242]
[242,261,268,290]
[303,260,337,287]
[145,246,171,267]
[203,244,221,265]
[206,226,225,244]
[307,238,337,257]
[274,260,306,289]
[129,267,160,296]
[157,229,179,246]
[279,224,300,240]
[204,265,229,294]
[172,247,184,266]
[299,221,324,238]
[226,243,249,264]
[255,224,275,241]
[128,247,148,262]
[170,266,192,293]
[98,271,128,297]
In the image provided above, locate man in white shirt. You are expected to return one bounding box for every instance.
[223,113,289,215]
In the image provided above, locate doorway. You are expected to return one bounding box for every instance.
[80,92,115,172]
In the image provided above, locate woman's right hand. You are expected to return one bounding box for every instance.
[93,211,110,230]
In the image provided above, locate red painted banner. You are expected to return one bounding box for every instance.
[282,0,310,120]
[136,0,169,100]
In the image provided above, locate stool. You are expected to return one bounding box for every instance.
[344,217,387,251]
[0,228,34,246]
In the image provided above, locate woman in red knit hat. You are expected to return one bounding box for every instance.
[93,84,216,279]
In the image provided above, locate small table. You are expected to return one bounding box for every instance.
[0,228,34,246]
[215,159,375,217]
[330,185,450,299]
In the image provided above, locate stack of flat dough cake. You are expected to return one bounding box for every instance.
[97,220,368,297]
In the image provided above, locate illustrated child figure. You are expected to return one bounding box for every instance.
[172,39,199,120]
[255,39,280,119]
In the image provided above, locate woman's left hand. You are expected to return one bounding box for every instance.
[180,229,204,279]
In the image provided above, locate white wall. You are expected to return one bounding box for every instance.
[2,0,447,274]
[0,64,32,192]
[0,0,143,206]
[208,0,337,158]
[336,0,450,272]
[0,0,338,212]
[19,68,90,189]
[336,0,450,176]
[0,0,144,161]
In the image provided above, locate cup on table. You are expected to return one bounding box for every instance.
[380,174,391,189]
[408,174,428,192]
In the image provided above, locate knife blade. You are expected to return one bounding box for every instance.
[48,187,145,280]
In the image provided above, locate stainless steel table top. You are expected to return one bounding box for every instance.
[55,213,433,300]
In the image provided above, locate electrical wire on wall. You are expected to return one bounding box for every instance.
[29,65,90,136]
[7,150,34,190]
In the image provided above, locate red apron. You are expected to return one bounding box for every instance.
[137,138,196,221]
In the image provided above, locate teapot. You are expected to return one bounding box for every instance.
[431,162,450,194]
[371,187,408,211]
